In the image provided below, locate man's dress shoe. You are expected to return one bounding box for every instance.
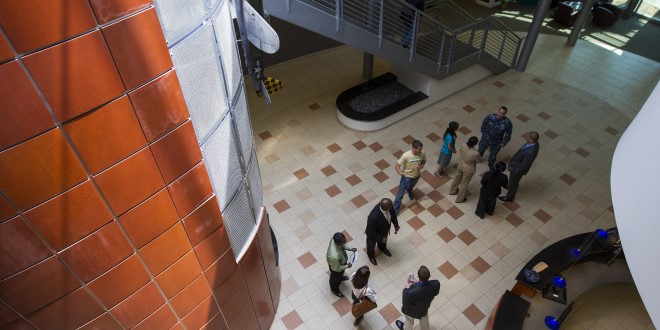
[498,196,513,202]
[369,257,378,265]
[383,249,392,257]
[332,291,344,298]
[341,276,349,281]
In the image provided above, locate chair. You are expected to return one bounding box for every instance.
[553,2,579,27]
[592,3,623,27]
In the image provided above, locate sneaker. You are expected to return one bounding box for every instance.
[395,320,405,330]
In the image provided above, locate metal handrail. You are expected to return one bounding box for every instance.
[294,0,524,75]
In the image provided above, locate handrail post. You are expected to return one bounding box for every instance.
[378,0,384,49]
[436,30,446,73]
[446,31,458,75]
[496,30,508,71]
[409,12,420,62]
[336,0,342,33]
[478,20,489,62]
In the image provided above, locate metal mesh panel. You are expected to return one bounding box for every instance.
[231,91,254,165]
[221,184,256,259]
[153,0,208,44]
[170,23,229,143]
[212,0,243,99]
[247,148,263,212]
[201,114,242,211]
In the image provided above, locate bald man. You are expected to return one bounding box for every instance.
[365,198,399,265]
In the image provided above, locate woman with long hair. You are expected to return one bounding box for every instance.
[350,265,377,325]
[434,121,459,178]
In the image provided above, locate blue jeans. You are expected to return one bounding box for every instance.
[393,175,420,213]
[478,139,502,168]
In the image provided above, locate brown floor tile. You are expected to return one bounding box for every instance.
[369,142,383,152]
[426,132,440,142]
[325,185,341,197]
[476,97,488,105]
[462,105,476,113]
[604,126,619,135]
[341,230,353,242]
[407,217,425,230]
[560,173,576,185]
[375,159,390,170]
[575,147,591,158]
[352,140,367,150]
[463,304,486,325]
[534,209,552,223]
[393,150,404,159]
[407,201,425,215]
[345,174,361,186]
[544,130,558,139]
[437,228,456,242]
[297,252,317,269]
[458,230,477,245]
[538,111,551,120]
[438,261,459,279]
[308,103,321,110]
[327,143,341,153]
[273,200,290,213]
[446,206,464,220]
[493,81,505,88]
[332,297,352,316]
[426,190,444,203]
[402,135,415,144]
[373,171,389,183]
[293,168,309,180]
[458,126,472,135]
[351,195,368,208]
[532,77,544,84]
[257,131,272,140]
[321,165,337,177]
[427,204,444,217]
[378,303,401,324]
[470,256,491,274]
[503,201,520,212]
[576,193,594,206]
[516,114,530,123]
[281,310,303,330]
[505,213,523,227]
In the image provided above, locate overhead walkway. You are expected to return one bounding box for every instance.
[264,0,525,79]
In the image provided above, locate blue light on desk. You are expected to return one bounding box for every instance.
[596,229,607,238]
[569,247,582,259]
[552,275,567,288]
[544,316,560,329]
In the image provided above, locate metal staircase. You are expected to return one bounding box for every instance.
[264,0,525,79]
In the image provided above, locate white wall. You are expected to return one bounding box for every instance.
[611,80,660,327]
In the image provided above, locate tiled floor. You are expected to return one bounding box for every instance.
[247,34,659,329]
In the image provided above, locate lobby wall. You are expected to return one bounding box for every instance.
[0,0,278,329]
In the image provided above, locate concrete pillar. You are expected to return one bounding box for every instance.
[515,0,553,71]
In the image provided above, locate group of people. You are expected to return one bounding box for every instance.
[395,106,540,219]
[324,106,540,328]
[327,230,440,329]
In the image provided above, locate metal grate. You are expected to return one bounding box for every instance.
[231,91,254,165]
[247,149,264,215]
[212,0,243,101]
[221,184,256,259]
[153,0,208,44]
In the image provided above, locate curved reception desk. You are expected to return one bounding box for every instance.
[486,229,630,329]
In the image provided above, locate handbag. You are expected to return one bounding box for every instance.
[351,287,378,317]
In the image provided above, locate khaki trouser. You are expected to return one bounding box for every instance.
[404,313,429,330]
[449,168,475,202]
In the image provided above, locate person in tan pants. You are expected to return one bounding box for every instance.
[449,136,482,203]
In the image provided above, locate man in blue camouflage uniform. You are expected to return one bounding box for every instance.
[478,106,513,169]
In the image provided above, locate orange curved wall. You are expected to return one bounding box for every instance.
[0,1,278,329]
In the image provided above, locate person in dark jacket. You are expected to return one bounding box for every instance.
[365,198,400,265]
[499,131,540,202]
[395,265,440,330]
[475,161,508,219]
